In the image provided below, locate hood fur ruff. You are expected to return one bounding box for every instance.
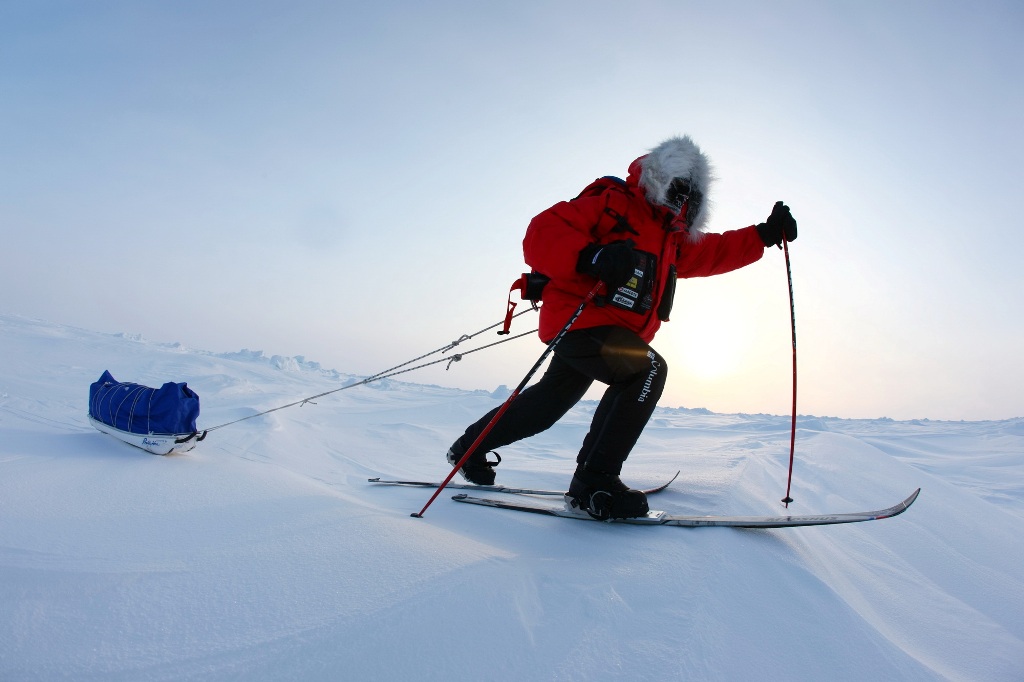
[639,136,714,233]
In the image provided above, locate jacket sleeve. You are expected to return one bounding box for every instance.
[522,196,607,281]
[675,225,766,278]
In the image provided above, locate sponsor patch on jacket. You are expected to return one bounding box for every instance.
[608,251,656,314]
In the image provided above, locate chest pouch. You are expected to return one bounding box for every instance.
[605,249,657,315]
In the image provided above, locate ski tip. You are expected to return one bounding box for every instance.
[452,494,468,500]
[871,488,922,521]
[368,477,381,482]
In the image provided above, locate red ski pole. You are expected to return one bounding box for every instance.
[412,281,604,518]
[781,234,798,507]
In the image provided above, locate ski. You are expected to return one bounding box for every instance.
[369,471,679,498]
[451,488,920,528]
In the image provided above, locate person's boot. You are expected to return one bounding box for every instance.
[446,440,501,486]
[566,467,649,520]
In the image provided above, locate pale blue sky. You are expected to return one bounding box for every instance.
[2,0,1022,420]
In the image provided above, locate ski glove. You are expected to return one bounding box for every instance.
[756,201,798,247]
[577,240,636,290]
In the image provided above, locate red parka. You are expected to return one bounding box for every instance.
[524,156,765,343]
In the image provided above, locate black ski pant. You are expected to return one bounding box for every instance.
[454,325,667,475]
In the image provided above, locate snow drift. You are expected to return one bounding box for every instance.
[0,312,1021,681]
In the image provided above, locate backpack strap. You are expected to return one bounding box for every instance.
[573,175,627,200]
[574,176,638,239]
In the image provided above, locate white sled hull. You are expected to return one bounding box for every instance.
[88,416,201,455]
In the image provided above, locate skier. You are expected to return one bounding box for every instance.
[446,136,798,519]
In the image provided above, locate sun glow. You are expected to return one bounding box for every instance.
[677,317,746,381]
[665,287,754,383]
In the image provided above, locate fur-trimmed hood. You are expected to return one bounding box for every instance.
[627,136,714,232]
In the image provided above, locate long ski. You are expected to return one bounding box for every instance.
[451,488,920,528]
[369,471,679,498]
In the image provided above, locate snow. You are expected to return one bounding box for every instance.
[1,312,1022,681]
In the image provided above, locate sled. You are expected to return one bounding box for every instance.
[88,370,204,455]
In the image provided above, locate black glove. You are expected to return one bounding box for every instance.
[756,201,798,247]
[576,240,635,289]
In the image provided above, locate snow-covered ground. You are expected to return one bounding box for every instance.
[1,312,1021,681]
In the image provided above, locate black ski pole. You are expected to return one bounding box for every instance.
[412,280,604,518]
